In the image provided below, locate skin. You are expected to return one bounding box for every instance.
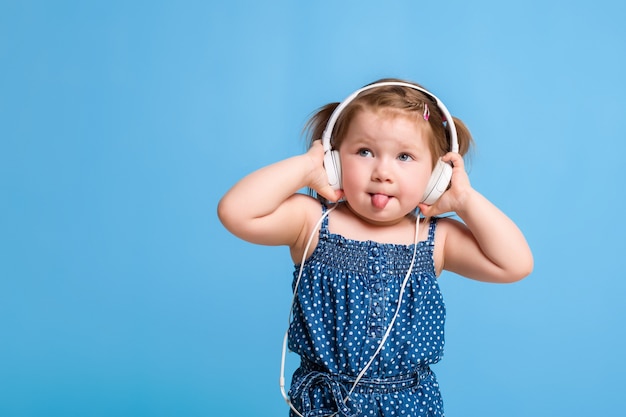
[218,108,533,283]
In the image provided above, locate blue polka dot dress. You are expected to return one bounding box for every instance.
[287,204,445,417]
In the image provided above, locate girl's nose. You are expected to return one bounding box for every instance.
[372,159,392,182]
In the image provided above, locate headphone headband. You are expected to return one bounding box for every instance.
[321,81,459,154]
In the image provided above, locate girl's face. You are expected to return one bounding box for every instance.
[339,108,434,225]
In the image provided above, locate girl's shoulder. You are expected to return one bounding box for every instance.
[287,192,326,216]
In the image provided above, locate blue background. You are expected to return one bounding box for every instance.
[2,1,625,416]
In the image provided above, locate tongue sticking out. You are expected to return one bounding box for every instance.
[371,193,390,209]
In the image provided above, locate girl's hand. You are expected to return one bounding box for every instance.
[421,152,533,283]
[418,152,472,217]
[306,140,344,203]
[218,139,342,252]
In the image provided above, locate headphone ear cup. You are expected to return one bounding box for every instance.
[421,159,452,205]
[324,150,342,190]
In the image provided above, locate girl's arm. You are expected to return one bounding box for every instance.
[419,153,534,283]
[217,141,342,251]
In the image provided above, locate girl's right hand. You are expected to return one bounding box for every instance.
[218,139,342,253]
[306,140,344,203]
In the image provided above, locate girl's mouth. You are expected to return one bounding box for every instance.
[370,193,390,209]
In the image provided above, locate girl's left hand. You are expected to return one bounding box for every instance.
[418,152,472,217]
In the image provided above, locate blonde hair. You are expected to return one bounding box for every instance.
[304,78,473,168]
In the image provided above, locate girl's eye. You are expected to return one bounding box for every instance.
[358,149,373,157]
[398,153,413,162]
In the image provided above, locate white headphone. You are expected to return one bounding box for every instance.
[321,81,459,205]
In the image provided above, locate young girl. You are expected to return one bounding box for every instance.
[218,79,533,417]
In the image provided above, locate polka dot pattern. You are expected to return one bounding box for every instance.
[287,205,446,416]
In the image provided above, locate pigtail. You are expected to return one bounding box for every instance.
[303,103,340,149]
[451,116,474,157]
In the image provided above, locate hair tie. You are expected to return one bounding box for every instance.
[423,103,430,121]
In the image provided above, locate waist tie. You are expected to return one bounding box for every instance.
[288,358,430,417]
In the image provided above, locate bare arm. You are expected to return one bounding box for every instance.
[217,141,342,249]
[420,153,533,283]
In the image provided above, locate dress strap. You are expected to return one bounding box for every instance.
[319,203,331,236]
[427,217,438,244]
